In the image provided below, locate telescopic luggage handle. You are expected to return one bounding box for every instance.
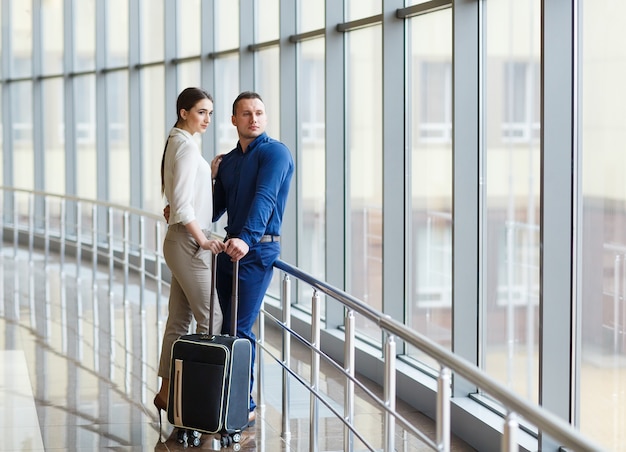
[209,254,239,337]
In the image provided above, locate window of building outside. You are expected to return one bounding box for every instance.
[407,8,452,370]
[580,1,626,449]
[482,0,540,405]
[502,61,540,143]
[347,25,383,343]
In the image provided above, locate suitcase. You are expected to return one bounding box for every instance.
[167,258,252,443]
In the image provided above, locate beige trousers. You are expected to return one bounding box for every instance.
[157,223,223,377]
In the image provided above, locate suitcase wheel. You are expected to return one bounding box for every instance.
[177,429,202,448]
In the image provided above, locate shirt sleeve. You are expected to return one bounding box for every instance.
[238,143,293,246]
[212,172,227,223]
[169,142,197,225]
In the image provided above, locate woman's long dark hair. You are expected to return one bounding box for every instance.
[160,87,213,196]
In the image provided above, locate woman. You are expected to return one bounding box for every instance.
[154,87,225,420]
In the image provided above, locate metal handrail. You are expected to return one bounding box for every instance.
[271,259,604,452]
[0,187,604,451]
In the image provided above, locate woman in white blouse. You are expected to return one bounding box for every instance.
[154,87,225,420]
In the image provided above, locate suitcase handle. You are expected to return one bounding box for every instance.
[208,254,239,337]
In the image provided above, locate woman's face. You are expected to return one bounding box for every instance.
[179,98,213,135]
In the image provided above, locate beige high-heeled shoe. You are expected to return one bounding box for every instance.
[154,394,167,440]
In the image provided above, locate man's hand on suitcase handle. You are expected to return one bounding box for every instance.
[224,237,249,261]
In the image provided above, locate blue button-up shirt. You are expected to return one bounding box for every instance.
[213,132,294,247]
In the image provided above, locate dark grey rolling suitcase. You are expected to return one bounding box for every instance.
[167,258,251,447]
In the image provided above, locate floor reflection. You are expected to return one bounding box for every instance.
[0,249,475,451]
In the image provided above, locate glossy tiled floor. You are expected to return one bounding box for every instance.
[0,248,475,451]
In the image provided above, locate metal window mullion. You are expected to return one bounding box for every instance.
[239,0,254,90]
[129,0,142,209]
[324,0,347,329]
[279,0,297,272]
[539,0,577,449]
[382,0,406,332]
[64,0,77,197]
[96,0,109,207]
[33,0,45,195]
[452,0,480,397]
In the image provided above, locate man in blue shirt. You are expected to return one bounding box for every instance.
[212,91,294,425]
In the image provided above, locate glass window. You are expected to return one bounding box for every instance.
[406,8,452,369]
[141,67,165,216]
[13,81,33,190]
[256,47,280,139]
[297,38,326,312]
[140,0,164,63]
[215,2,239,51]
[257,0,279,42]
[213,55,240,236]
[580,2,626,449]
[347,25,383,342]
[297,0,324,32]
[41,0,63,75]
[177,61,201,93]
[215,56,240,155]
[75,75,96,200]
[107,0,129,66]
[178,0,200,57]
[346,0,380,21]
[482,0,541,405]
[107,71,129,205]
[256,46,281,299]
[11,0,32,78]
[43,78,65,194]
[74,0,95,72]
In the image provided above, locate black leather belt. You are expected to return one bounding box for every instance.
[226,234,280,243]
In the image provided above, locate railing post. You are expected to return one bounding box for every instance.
[501,412,519,451]
[123,211,131,393]
[44,196,50,267]
[76,202,82,281]
[92,204,100,373]
[155,220,163,380]
[436,366,451,451]
[344,310,355,452]
[281,273,291,441]
[310,289,320,452]
[28,192,34,262]
[384,334,396,452]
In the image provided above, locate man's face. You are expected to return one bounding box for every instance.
[231,98,267,141]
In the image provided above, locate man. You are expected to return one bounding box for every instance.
[212,91,294,424]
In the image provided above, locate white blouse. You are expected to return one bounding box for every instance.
[162,127,213,229]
